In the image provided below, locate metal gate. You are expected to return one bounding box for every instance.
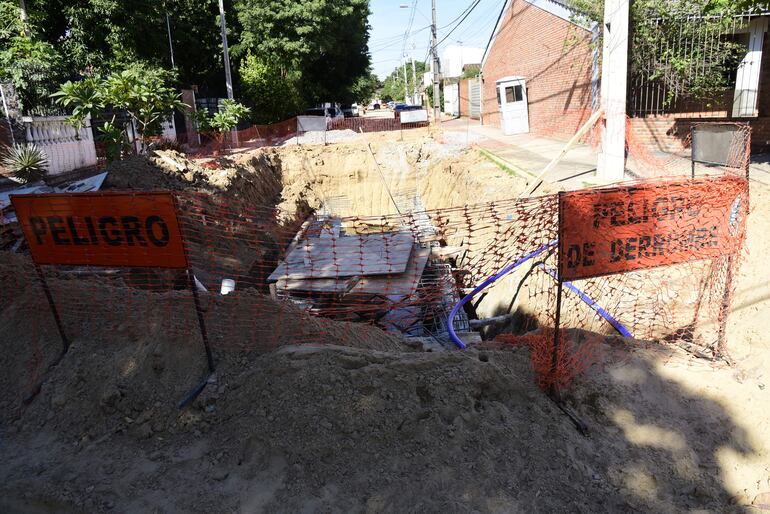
[469,78,481,119]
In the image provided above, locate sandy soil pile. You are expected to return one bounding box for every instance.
[1,139,768,513]
[104,150,283,208]
[0,311,756,513]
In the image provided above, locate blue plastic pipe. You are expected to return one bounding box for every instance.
[447,240,558,349]
[536,264,632,337]
[446,240,632,349]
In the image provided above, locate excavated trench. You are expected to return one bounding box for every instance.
[0,139,756,514]
[227,139,546,344]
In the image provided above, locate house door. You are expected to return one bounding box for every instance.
[497,77,529,135]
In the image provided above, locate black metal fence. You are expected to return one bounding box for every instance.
[628,11,769,117]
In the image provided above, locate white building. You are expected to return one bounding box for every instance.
[441,45,484,115]
[441,45,484,79]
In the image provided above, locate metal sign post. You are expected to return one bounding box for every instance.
[11,192,216,408]
[187,269,214,373]
[34,264,69,353]
[552,191,565,392]
[550,191,589,435]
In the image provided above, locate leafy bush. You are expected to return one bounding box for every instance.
[240,54,302,123]
[1,143,49,183]
[194,99,250,151]
[52,65,184,157]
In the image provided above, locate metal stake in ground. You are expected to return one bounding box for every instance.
[548,192,588,435]
[551,191,565,389]
[35,264,69,353]
[188,269,214,373]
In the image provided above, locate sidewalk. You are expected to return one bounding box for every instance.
[440,117,598,188]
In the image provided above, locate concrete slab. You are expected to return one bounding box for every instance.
[440,117,599,191]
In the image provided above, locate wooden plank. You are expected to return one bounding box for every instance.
[273,245,429,298]
[346,245,430,296]
[268,232,414,281]
[273,276,359,294]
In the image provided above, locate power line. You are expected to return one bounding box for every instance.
[401,1,419,59]
[369,25,429,52]
[451,0,503,45]
[438,0,481,30]
[435,0,483,49]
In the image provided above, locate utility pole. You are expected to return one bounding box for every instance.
[411,53,417,106]
[18,0,31,37]
[431,0,441,124]
[165,8,175,69]
[596,0,629,181]
[218,0,234,100]
[403,57,409,104]
[217,0,238,145]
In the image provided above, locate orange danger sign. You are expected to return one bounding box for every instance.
[558,176,747,280]
[11,192,188,269]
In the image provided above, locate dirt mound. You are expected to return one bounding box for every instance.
[103,150,283,208]
[0,308,753,513]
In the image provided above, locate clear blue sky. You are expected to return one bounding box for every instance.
[368,0,506,79]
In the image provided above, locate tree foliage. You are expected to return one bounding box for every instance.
[2,0,231,113]
[569,0,767,105]
[194,98,250,133]
[234,0,371,108]
[239,54,302,123]
[6,0,374,120]
[351,72,381,105]
[0,1,63,113]
[380,61,428,104]
[53,65,185,158]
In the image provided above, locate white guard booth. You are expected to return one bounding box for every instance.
[496,76,529,135]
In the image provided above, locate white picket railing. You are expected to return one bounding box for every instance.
[22,115,98,175]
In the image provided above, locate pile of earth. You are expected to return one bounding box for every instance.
[103,150,283,209]
[0,270,752,513]
[1,142,765,513]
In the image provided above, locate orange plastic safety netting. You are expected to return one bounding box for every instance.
[0,171,748,403]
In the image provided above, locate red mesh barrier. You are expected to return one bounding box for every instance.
[0,171,749,404]
[186,115,428,157]
[329,117,427,132]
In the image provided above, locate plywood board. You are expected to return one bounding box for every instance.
[273,245,429,298]
[347,245,430,296]
[268,232,414,281]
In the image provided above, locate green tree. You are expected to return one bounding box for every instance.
[234,0,371,106]
[0,1,63,113]
[3,0,234,115]
[193,98,250,151]
[53,65,185,158]
[351,71,380,105]
[52,0,230,93]
[569,0,767,106]
[380,61,428,103]
[239,54,302,123]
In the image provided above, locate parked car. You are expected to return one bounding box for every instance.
[393,104,423,120]
[304,105,345,119]
[386,101,396,110]
[340,103,359,117]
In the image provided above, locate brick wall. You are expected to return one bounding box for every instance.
[480,0,593,139]
[629,116,770,153]
[459,79,469,118]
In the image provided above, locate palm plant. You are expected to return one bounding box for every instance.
[1,143,49,183]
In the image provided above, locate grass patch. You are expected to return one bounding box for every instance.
[477,148,533,179]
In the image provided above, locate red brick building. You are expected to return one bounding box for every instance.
[480,0,595,139]
[482,2,770,152]
[627,14,770,152]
